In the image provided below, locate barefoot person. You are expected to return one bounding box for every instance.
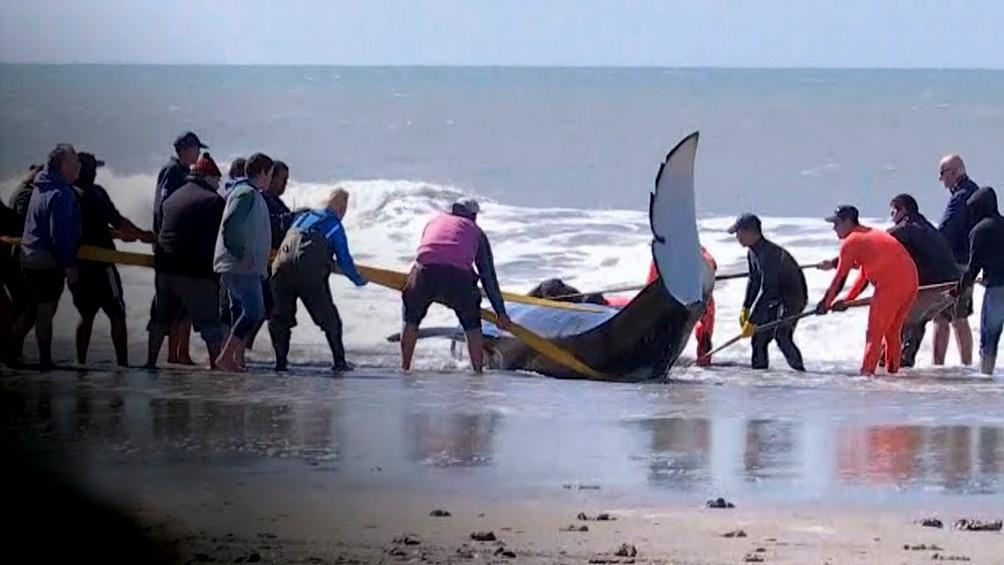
[400,199,511,373]
[268,188,367,372]
[935,154,978,365]
[214,152,273,372]
[816,206,918,376]
[155,131,209,365]
[957,187,1004,375]
[729,213,807,371]
[147,153,226,369]
[886,194,961,367]
[6,144,81,369]
[70,152,155,367]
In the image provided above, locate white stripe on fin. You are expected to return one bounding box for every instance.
[650,132,704,307]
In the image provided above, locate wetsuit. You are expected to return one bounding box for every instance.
[268,209,366,370]
[960,187,1004,360]
[887,212,960,367]
[822,226,918,375]
[647,246,717,365]
[742,237,807,370]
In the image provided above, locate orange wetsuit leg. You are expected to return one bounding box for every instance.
[863,291,900,375]
[883,287,917,374]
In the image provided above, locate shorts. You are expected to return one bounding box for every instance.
[221,272,265,340]
[402,263,481,331]
[980,285,1004,357]
[938,280,974,322]
[150,273,224,343]
[70,262,126,318]
[23,268,65,304]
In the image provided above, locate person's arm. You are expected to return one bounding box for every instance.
[221,191,254,259]
[328,224,367,286]
[821,243,855,310]
[50,190,79,268]
[960,229,984,290]
[844,268,870,301]
[742,252,761,309]
[474,229,507,317]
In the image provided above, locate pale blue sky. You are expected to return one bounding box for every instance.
[1,0,1002,68]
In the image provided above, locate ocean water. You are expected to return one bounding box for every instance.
[0,65,1001,376]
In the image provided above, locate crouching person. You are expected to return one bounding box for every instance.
[268,188,367,372]
[146,153,226,368]
[400,199,511,373]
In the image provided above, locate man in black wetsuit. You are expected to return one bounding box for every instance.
[729,213,807,371]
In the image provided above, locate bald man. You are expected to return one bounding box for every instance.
[935,154,978,366]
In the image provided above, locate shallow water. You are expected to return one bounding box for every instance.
[4,366,1003,508]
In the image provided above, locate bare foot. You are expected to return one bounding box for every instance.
[215,357,245,373]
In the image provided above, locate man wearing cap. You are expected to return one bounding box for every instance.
[934,154,978,366]
[147,152,227,369]
[268,188,368,372]
[6,144,81,369]
[70,152,155,367]
[729,214,807,371]
[154,131,207,365]
[817,205,918,375]
[400,198,511,373]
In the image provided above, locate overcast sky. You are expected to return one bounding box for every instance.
[1,0,1002,68]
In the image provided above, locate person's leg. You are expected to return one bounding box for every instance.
[862,293,897,375]
[267,271,298,372]
[695,295,715,366]
[244,277,273,351]
[169,316,194,365]
[953,318,974,366]
[300,274,349,370]
[932,318,950,365]
[464,328,485,373]
[177,276,225,369]
[750,332,771,370]
[217,274,263,372]
[34,301,58,369]
[775,324,805,371]
[883,291,915,374]
[146,273,180,369]
[400,323,420,371]
[979,288,1004,376]
[75,313,96,365]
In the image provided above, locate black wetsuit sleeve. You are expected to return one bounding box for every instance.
[743,251,761,310]
[474,229,507,317]
[961,227,984,289]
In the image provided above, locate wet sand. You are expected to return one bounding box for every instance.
[3,366,1003,563]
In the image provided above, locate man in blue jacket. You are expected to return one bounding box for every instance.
[935,154,978,366]
[268,188,368,372]
[5,144,81,369]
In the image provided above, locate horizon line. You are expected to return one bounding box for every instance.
[1,61,1003,72]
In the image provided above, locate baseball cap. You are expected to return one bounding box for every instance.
[824,205,860,224]
[173,131,208,151]
[77,152,105,168]
[727,213,762,234]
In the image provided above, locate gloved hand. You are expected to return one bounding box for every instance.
[831,299,849,312]
[740,321,756,338]
[739,307,750,328]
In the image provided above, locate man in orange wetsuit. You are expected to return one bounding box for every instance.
[816,206,919,375]
[649,246,717,365]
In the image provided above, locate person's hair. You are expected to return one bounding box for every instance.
[228,157,246,179]
[890,193,919,215]
[46,143,76,173]
[271,160,289,176]
[245,153,273,179]
[328,188,349,209]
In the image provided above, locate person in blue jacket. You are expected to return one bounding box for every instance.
[5,144,81,369]
[268,188,368,372]
[935,154,979,366]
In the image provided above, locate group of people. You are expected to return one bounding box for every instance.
[0,132,513,374]
[726,154,1002,376]
[1,137,1000,377]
